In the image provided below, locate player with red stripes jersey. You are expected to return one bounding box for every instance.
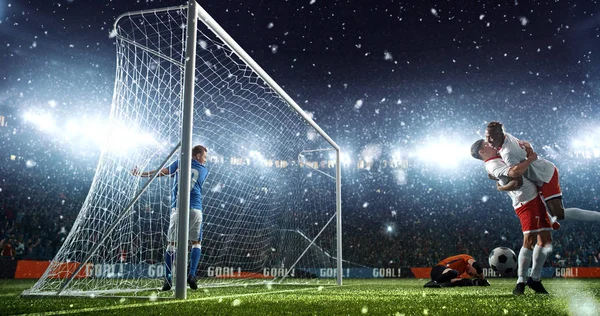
[472,139,551,295]
[485,121,600,225]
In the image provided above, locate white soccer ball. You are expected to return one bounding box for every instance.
[488,247,517,275]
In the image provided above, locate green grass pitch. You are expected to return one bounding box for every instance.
[1,278,599,315]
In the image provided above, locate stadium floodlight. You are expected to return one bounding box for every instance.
[361,143,382,164]
[412,137,471,169]
[23,110,57,132]
[27,112,159,156]
[23,0,342,299]
[341,152,352,166]
[329,150,351,167]
[571,130,600,159]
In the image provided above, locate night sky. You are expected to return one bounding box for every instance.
[2,1,600,153]
[2,1,600,266]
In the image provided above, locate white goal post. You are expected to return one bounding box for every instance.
[23,0,342,299]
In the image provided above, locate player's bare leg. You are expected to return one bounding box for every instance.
[546,199,565,220]
[544,199,563,229]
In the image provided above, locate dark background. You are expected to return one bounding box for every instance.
[1,0,599,267]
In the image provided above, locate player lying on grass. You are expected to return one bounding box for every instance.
[471,139,552,295]
[424,254,490,288]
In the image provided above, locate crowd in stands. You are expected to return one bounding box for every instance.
[2,72,600,269]
[340,152,600,268]
[0,161,85,262]
[1,152,599,269]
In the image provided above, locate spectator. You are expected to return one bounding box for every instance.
[14,238,25,260]
[2,238,16,260]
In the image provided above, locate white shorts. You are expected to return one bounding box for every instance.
[167,208,203,243]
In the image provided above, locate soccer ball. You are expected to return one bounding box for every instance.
[488,247,517,275]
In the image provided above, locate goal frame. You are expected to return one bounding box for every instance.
[22,1,342,300]
[113,1,343,299]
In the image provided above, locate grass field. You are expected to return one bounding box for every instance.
[1,278,599,315]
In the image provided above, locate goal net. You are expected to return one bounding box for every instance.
[23,2,341,297]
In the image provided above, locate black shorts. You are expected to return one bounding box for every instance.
[430,265,446,281]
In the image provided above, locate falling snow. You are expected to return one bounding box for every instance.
[1,0,599,279]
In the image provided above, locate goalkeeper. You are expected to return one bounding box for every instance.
[132,145,209,291]
[423,254,489,288]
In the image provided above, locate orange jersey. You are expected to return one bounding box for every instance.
[436,254,473,275]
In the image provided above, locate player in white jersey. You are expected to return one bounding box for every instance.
[485,121,600,225]
[471,139,552,295]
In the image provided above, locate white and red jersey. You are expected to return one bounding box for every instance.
[498,133,555,186]
[484,157,538,208]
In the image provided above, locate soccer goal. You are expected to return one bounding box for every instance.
[23,1,342,298]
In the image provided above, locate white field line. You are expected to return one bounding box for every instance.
[17,285,348,316]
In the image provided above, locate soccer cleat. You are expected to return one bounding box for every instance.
[526,277,549,294]
[512,282,525,295]
[452,278,474,287]
[161,279,172,291]
[473,278,491,286]
[187,275,198,290]
[423,280,441,288]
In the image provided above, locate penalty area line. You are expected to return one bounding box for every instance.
[0,293,21,297]
[17,286,336,316]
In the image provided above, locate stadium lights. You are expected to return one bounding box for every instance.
[391,150,403,163]
[23,111,57,132]
[340,152,351,166]
[105,123,159,155]
[23,109,160,156]
[328,150,352,166]
[68,119,159,155]
[361,143,382,164]
[25,160,37,168]
[412,138,471,169]
[571,132,600,159]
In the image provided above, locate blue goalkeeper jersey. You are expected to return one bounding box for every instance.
[167,159,208,210]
